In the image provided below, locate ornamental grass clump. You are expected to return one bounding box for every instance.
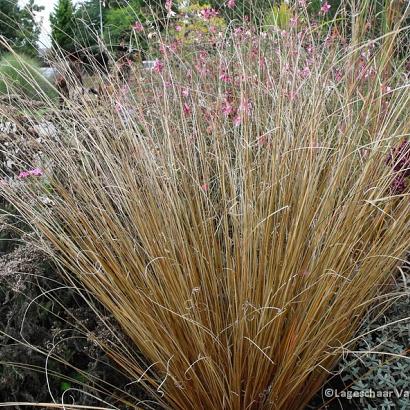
[0,3,409,409]
[0,53,57,101]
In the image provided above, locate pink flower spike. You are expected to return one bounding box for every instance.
[290,16,298,27]
[115,101,122,112]
[239,98,251,115]
[133,21,144,32]
[200,8,218,20]
[153,59,164,73]
[222,100,233,117]
[219,71,232,83]
[165,0,172,12]
[183,103,191,116]
[381,84,392,94]
[300,66,311,78]
[233,115,241,127]
[227,0,236,9]
[29,168,43,177]
[321,1,331,14]
[334,69,343,82]
[18,171,30,179]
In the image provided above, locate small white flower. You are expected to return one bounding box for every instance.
[40,196,55,206]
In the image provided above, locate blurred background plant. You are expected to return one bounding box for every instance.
[0,0,44,58]
[0,53,57,101]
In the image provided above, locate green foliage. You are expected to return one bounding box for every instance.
[340,270,410,409]
[104,0,145,49]
[15,0,44,57]
[0,239,139,405]
[104,6,135,46]
[264,2,291,29]
[59,381,71,392]
[73,0,104,48]
[141,0,168,24]
[50,0,75,52]
[0,0,20,53]
[0,0,43,56]
[0,53,56,100]
[174,2,226,47]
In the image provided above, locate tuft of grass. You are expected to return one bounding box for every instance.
[1,4,409,410]
[0,53,57,101]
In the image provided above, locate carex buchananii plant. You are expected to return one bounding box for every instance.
[1,2,409,409]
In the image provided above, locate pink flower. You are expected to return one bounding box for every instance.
[199,50,208,60]
[381,84,392,94]
[182,88,190,98]
[320,1,331,14]
[299,0,307,6]
[300,66,311,78]
[153,60,164,73]
[170,41,179,52]
[239,98,251,115]
[18,168,43,179]
[200,8,218,20]
[234,27,243,37]
[175,25,182,32]
[227,0,236,9]
[290,16,298,27]
[233,115,241,127]
[195,64,209,77]
[286,90,297,101]
[334,69,343,82]
[18,171,30,179]
[115,101,123,112]
[219,70,232,83]
[165,0,172,12]
[159,42,178,56]
[201,183,209,191]
[133,21,144,32]
[29,168,43,176]
[183,103,191,116]
[222,100,234,117]
[159,44,166,55]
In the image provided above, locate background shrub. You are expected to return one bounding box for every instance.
[339,266,410,409]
